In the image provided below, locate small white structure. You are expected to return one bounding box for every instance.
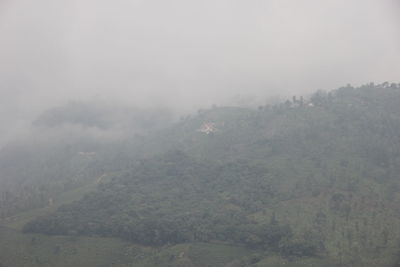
[198,122,217,135]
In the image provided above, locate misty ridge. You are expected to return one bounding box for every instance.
[1,81,399,209]
[1,0,400,266]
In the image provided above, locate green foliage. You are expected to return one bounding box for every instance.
[24,151,294,252]
[4,82,400,265]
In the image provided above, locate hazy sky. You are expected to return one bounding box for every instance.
[0,0,399,144]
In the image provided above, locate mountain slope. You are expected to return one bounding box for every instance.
[19,83,400,266]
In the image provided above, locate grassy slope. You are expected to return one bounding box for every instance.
[0,225,344,267]
[0,226,155,267]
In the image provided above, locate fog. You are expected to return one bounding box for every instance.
[0,0,399,146]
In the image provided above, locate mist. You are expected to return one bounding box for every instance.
[0,0,399,146]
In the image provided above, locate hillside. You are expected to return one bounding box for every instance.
[3,83,400,266]
[0,102,173,218]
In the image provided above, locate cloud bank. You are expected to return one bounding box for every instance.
[0,0,399,144]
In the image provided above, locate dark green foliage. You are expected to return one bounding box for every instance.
[24,151,292,250]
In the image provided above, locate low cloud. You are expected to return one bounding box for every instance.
[0,0,399,146]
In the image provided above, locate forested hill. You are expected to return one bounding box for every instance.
[21,83,400,265]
